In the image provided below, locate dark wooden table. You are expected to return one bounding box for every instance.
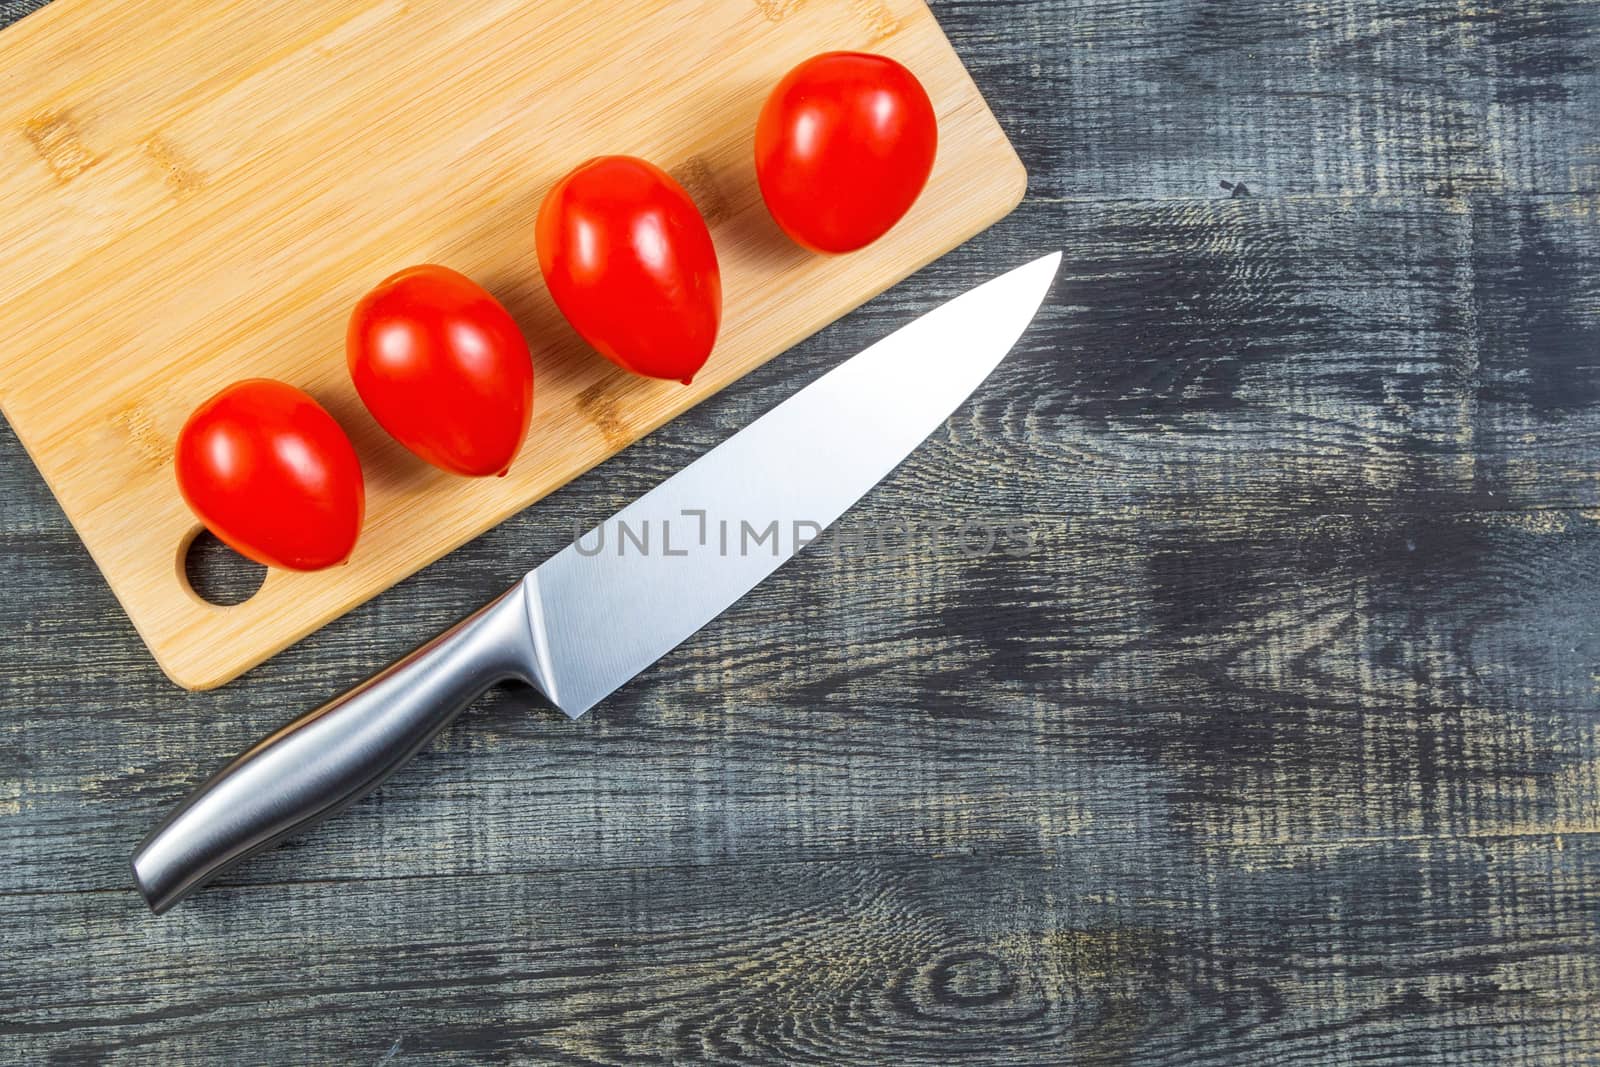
[4,0,1598,1062]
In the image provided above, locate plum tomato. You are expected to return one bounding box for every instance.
[348,265,535,477]
[536,156,722,384]
[755,52,938,254]
[175,379,365,572]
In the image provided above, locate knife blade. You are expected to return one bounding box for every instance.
[132,252,1061,912]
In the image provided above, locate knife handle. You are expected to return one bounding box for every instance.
[131,583,540,914]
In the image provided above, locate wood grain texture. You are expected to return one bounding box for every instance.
[0,0,1024,690]
[3,0,1600,1064]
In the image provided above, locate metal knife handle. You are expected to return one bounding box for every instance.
[131,583,539,914]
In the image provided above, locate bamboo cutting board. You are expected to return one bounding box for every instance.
[0,0,1025,690]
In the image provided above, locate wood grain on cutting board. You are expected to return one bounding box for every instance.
[0,0,1025,690]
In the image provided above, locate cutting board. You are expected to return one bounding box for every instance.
[0,0,1025,690]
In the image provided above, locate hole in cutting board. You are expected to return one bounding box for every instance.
[183,530,267,606]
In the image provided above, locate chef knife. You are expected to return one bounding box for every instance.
[132,252,1061,913]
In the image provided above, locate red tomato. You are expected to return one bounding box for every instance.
[175,379,365,572]
[348,265,534,477]
[755,52,938,254]
[536,156,721,384]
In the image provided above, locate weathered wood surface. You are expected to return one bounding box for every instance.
[3,0,1599,1063]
